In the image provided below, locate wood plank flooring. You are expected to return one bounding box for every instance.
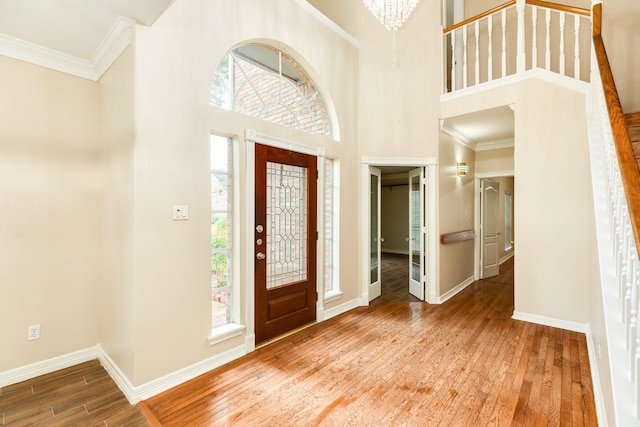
[142,255,598,426]
[0,359,149,426]
[0,255,597,426]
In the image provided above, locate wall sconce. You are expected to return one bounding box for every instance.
[456,162,469,176]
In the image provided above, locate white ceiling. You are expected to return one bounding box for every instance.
[442,105,515,151]
[0,0,172,79]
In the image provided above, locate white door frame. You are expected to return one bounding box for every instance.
[474,170,514,280]
[360,157,438,304]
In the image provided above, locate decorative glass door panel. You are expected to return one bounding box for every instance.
[266,162,308,289]
[255,144,317,344]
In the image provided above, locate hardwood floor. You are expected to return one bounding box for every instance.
[0,359,149,426]
[1,256,597,426]
[142,255,597,426]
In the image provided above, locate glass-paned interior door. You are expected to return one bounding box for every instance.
[369,167,381,301]
[409,167,426,300]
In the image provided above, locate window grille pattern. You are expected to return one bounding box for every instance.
[211,44,331,138]
[210,135,233,328]
[266,162,308,289]
[324,159,336,293]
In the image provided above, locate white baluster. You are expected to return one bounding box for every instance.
[474,20,480,85]
[488,15,493,82]
[451,32,456,92]
[516,0,526,73]
[463,26,468,88]
[545,9,551,71]
[629,252,639,374]
[559,12,566,76]
[532,6,538,69]
[501,9,507,78]
[574,15,581,80]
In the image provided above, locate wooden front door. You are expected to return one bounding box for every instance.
[254,144,317,344]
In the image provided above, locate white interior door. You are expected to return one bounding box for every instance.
[481,179,500,278]
[408,168,426,300]
[369,167,382,301]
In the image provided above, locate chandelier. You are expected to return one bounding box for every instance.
[362,0,420,31]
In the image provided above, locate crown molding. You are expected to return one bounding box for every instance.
[475,138,515,151]
[0,16,132,81]
[440,119,477,151]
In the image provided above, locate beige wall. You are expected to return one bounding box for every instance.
[122,0,360,384]
[438,133,475,295]
[441,78,593,325]
[0,56,101,370]
[99,46,136,379]
[357,0,441,159]
[381,178,410,254]
[476,147,514,174]
[0,2,613,411]
[602,0,640,113]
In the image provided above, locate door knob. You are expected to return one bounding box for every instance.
[256,252,266,260]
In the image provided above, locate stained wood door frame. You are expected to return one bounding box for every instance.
[473,171,515,280]
[244,129,325,352]
[360,157,437,304]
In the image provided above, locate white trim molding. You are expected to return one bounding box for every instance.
[98,344,247,404]
[0,16,133,81]
[0,347,100,388]
[437,276,475,304]
[323,297,361,321]
[511,311,589,333]
[245,129,325,157]
[292,0,360,48]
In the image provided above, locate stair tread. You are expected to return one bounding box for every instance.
[625,111,640,127]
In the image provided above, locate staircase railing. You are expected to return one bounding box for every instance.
[587,2,640,423]
[442,0,591,94]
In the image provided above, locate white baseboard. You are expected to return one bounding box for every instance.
[437,276,475,304]
[499,251,514,264]
[324,297,361,321]
[584,325,608,427]
[0,346,100,388]
[511,311,589,333]
[98,343,248,403]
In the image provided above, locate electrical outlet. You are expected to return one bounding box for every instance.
[28,324,40,341]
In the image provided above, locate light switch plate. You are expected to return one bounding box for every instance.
[173,205,189,220]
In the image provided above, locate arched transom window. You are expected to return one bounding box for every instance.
[211,43,332,138]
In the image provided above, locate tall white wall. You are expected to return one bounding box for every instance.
[0,56,101,371]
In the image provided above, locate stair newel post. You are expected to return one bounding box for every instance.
[516,0,526,74]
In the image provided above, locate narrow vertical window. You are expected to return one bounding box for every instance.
[211,135,233,328]
[505,191,513,251]
[324,159,341,299]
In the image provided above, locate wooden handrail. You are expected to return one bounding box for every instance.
[592,2,640,252]
[443,1,515,34]
[527,0,590,16]
[443,0,589,34]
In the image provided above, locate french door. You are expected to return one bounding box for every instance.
[254,144,317,344]
[368,167,382,302]
[408,167,427,300]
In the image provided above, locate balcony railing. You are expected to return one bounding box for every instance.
[442,0,591,94]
